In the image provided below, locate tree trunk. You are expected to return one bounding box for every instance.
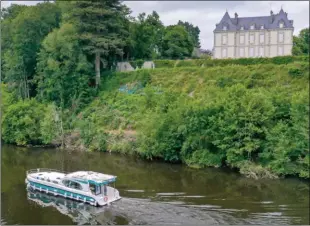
[95,52,101,87]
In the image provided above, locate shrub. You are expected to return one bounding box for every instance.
[288,67,303,77]
[129,59,145,69]
[2,99,54,145]
[185,149,225,168]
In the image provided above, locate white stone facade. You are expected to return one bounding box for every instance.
[213,10,294,59]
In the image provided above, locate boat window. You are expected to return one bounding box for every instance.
[62,179,70,187]
[52,180,59,184]
[70,181,82,190]
[47,179,51,182]
[62,179,82,190]
[89,183,101,195]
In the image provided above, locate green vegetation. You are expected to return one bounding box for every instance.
[1,2,309,180]
[292,28,309,56]
[154,55,309,68]
[73,62,309,179]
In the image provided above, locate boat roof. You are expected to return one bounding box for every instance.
[65,171,117,185]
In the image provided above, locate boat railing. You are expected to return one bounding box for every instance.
[26,168,67,175]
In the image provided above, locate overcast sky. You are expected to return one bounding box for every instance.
[2,1,309,49]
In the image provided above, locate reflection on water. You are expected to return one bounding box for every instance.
[26,189,128,225]
[1,145,309,225]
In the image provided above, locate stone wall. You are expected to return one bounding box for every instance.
[116,61,155,72]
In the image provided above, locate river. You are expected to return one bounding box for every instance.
[1,145,309,225]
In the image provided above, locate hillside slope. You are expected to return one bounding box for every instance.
[74,62,309,179]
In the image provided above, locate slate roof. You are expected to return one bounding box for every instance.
[214,9,294,32]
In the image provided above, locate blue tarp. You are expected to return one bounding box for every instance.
[118,82,143,94]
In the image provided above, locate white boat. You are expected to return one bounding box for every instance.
[25,168,121,206]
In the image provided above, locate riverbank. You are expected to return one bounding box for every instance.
[2,61,309,180]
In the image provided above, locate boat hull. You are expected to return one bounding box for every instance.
[25,177,121,206]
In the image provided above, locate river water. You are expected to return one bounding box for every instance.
[1,145,309,225]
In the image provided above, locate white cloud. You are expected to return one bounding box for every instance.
[1,1,41,8]
[2,1,309,50]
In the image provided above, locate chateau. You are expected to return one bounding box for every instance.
[213,9,294,59]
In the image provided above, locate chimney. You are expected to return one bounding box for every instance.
[234,12,238,25]
[270,10,275,23]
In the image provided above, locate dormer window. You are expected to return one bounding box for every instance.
[240,26,244,30]
[260,25,264,29]
[223,26,227,30]
[250,24,255,30]
[279,22,284,28]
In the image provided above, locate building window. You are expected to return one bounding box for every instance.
[239,48,244,57]
[250,34,254,44]
[260,25,264,29]
[223,26,227,30]
[259,34,264,43]
[278,46,284,55]
[240,26,244,30]
[279,22,284,28]
[222,48,227,58]
[279,32,284,42]
[259,47,264,57]
[250,24,255,30]
[222,35,227,45]
[249,47,254,57]
[240,35,244,44]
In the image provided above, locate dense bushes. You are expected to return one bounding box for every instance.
[2,99,60,145]
[75,62,309,179]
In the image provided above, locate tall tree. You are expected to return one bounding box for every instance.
[177,20,200,48]
[62,0,130,87]
[128,11,164,60]
[1,4,28,82]
[35,23,93,110]
[2,2,61,99]
[292,28,309,56]
[162,25,194,59]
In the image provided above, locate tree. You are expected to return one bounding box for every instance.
[2,2,61,99]
[292,28,309,55]
[0,3,27,20]
[1,4,28,82]
[62,0,130,87]
[161,25,194,59]
[35,23,93,110]
[177,20,200,48]
[129,11,164,60]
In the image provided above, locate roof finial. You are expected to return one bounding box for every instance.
[226,9,228,13]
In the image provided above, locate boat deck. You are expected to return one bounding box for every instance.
[27,169,117,185]
[66,171,116,184]
[29,172,65,184]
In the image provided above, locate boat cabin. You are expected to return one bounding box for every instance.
[64,171,117,196]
